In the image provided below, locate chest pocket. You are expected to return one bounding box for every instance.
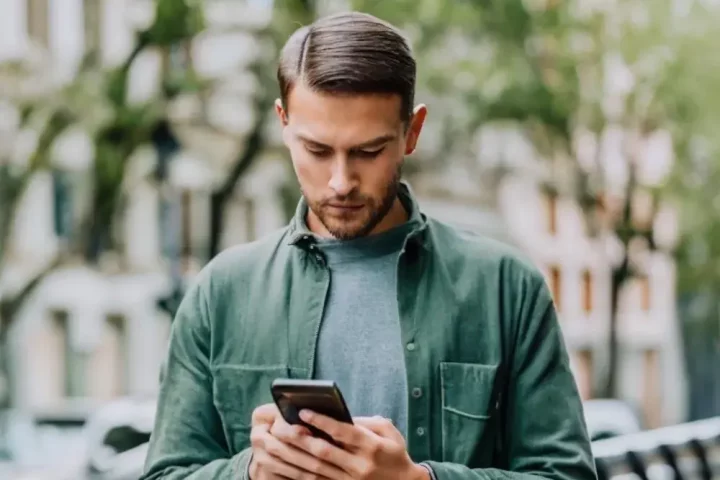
[212,365,307,453]
[440,362,500,466]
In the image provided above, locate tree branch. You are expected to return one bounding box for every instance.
[0,254,64,334]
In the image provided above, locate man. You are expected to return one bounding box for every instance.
[142,11,597,480]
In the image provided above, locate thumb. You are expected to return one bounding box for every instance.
[252,403,280,426]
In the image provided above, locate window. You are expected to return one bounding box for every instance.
[181,189,192,261]
[159,190,181,261]
[52,310,87,397]
[581,269,593,313]
[52,169,73,242]
[545,193,558,234]
[36,309,68,404]
[639,276,651,311]
[86,314,128,399]
[27,0,49,47]
[642,349,661,428]
[548,266,562,311]
[573,350,594,400]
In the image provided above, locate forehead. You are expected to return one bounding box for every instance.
[286,83,403,146]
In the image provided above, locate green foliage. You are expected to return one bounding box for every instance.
[143,0,206,46]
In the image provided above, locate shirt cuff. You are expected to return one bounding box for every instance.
[420,462,438,480]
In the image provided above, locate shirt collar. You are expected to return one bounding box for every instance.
[287,181,430,251]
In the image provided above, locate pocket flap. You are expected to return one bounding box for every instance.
[440,362,498,420]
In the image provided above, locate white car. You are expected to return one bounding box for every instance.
[583,399,643,441]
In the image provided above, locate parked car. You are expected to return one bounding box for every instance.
[0,408,87,479]
[582,399,643,441]
[72,396,155,479]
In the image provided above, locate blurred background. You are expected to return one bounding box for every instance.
[0,0,719,478]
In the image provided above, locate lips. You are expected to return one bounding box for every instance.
[328,204,363,209]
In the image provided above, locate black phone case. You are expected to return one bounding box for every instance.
[271,379,353,445]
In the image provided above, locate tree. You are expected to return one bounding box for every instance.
[0,0,207,411]
[206,0,318,260]
[352,0,720,401]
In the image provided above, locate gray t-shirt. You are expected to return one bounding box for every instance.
[313,221,415,438]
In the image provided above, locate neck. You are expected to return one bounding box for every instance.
[307,196,408,239]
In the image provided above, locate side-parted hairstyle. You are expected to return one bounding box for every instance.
[277,11,416,124]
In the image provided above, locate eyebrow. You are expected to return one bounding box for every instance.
[297,133,397,151]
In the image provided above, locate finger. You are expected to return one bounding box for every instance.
[299,410,365,447]
[353,416,404,442]
[252,403,280,426]
[254,449,310,479]
[263,432,348,479]
[278,426,364,474]
[271,417,311,439]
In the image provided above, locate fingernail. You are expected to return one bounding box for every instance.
[299,410,312,422]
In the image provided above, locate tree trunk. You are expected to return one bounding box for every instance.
[206,98,269,261]
[208,191,224,260]
[604,249,631,398]
[0,313,14,411]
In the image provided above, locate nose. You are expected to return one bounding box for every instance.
[328,160,357,197]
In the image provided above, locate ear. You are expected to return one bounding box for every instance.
[404,104,427,155]
[275,98,288,126]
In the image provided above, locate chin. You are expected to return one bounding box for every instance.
[326,225,367,240]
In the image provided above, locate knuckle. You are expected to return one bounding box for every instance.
[250,428,264,446]
[308,458,326,474]
[356,461,374,479]
[269,420,281,436]
[312,442,331,460]
[366,440,381,456]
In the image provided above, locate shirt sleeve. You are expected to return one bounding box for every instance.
[424,267,597,480]
[140,276,253,479]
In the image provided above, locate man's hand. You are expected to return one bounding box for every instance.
[248,403,347,479]
[272,410,430,480]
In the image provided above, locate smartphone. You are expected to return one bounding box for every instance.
[271,379,353,444]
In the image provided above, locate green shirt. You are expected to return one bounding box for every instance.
[141,183,597,480]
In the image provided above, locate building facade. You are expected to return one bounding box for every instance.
[1,0,287,416]
[1,0,688,430]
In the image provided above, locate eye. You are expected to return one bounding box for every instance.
[306,147,331,158]
[355,148,384,159]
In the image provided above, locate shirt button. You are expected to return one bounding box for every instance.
[411,387,423,398]
[416,427,425,437]
[406,342,416,352]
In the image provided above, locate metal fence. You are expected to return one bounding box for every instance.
[592,417,720,479]
[69,416,720,479]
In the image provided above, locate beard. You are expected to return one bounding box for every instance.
[304,166,402,240]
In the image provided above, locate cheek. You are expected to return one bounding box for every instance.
[365,152,402,182]
[291,150,327,188]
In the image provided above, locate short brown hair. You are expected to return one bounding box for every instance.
[277,12,416,123]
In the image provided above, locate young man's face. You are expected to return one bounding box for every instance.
[276,82,426,239]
